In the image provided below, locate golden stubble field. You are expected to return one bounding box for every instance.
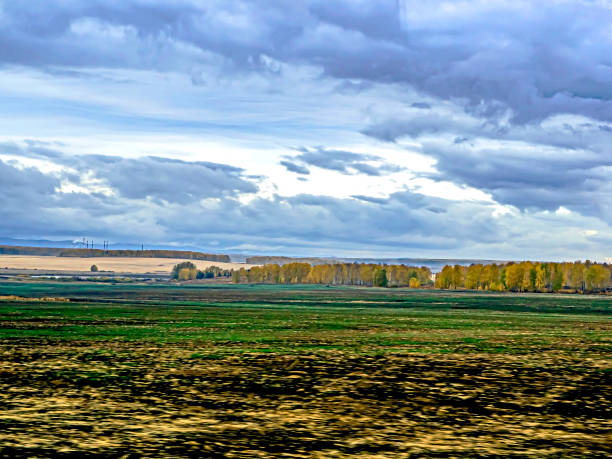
[0,255,256,274]
[0,341,609,458]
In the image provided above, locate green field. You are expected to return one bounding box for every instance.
[0,281,610,457]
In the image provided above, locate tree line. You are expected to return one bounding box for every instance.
[170,259,611,294]
[58,248,230,262]
[435,261,611,293]
[230,262,433,287]
[0,245,230,262]
[170,262,232,280]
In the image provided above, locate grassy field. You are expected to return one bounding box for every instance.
[0,281,610,457]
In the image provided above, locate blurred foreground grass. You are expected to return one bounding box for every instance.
[0,282,610,457]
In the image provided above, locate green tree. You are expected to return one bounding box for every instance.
[552,267,564,292]
[90,264,99,272]
[374,268,388,287]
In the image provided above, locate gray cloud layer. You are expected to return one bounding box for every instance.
[2,142,258,204]
[2,0,611,124]
[2,1,612,257]
[0,151,498,251]
[1,140,610,258]
[282,147,403,176]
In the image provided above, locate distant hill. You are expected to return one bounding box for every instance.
[0,245,230,262]
[245,256,332,266]
[245,255,505,273]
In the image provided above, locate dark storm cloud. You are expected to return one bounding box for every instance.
[421,141,612,218]
[75,155,257,204]
[0,158,59,197]
[0,159,97,237]
[2,1,611,124]
[360,100,612,218]
[285,147,402,176]
[156,190,505,251]
[0,143,258,204]
[362,108,612,153]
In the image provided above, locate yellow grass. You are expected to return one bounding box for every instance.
[0,255,256,274]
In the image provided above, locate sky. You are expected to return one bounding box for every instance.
[1,0,612,260]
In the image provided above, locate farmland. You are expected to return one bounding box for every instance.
[0,255,255,274]
[0,282,610,457]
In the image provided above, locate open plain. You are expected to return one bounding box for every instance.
[0,282,610,457]
[0,255,255,274]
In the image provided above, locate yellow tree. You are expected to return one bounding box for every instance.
[521,262,533,292]
[569,262,587,292]
[264,264,282,283]
[435,265,453,289]
[535,264,547,292]
[504,263,523,292]
[418,266,433,286]
[451,265,464,289]
[348,263,361,285]
[480,264,500,290]
[178,266,197,280]
[247,266,263,283]
[309,265,324,283]
[334,264,348,285]
[586,265,610,291]
[360,264,376,286]
[465,264,482,290]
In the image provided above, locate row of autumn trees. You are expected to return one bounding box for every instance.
[171,262,232,280]
[231,262,433,287]
[171,259,611,293]
[435,261,611,293]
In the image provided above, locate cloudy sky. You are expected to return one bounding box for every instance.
[1,0,612,260]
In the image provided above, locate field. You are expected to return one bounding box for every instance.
[0,282,610,457]
[0,255,255,274]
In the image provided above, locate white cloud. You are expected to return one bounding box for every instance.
[0,0,611,258]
